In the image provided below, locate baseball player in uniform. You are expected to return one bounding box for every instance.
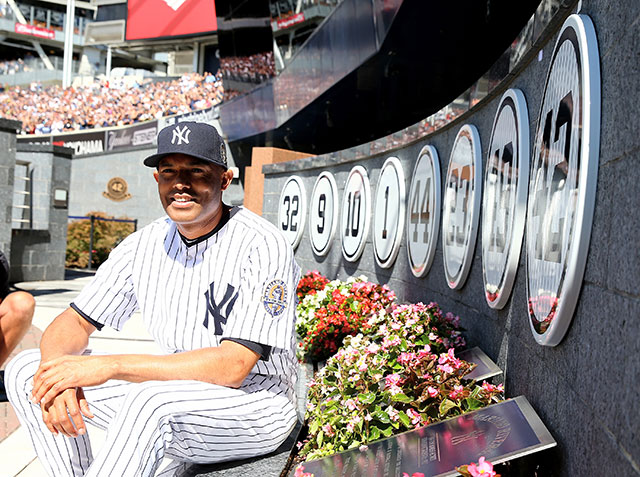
[5,122,301,476]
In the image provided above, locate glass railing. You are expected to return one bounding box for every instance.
[313,0,567,162]
[0,3,90,37]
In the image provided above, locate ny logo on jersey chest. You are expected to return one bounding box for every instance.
[203,282,238,334]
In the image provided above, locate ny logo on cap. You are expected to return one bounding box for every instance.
[171,125,191,145]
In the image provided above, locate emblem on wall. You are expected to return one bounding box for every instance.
[309,171,339,257]
[526,14,600,346]
[373,157,406,268]
[278,176,307,249]
[482,89,530,309]
[442,124,482,289]
[406,145,441,278]
[102,177,132,202]
[341,166,371,262]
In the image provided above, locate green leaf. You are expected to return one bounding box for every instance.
[358,392,376,405]
[309,420,319,435]
[465,397,484,411]
[439,399,458,416]
[398,410,411,427]
[369,426,381,441]
[316,430,324,447]
[391,393,412,403]
[373,409,390,424]
[381,425,394,437]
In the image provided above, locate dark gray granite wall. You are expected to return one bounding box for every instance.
[10,145,73,281]
[0,119,21,259]
[262,1,640,475]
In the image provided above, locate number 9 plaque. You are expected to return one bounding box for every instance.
[309,172,339,256]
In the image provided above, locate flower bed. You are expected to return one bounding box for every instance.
[297,303,503,461]
[295,276,396,363]
[296,270,330,301]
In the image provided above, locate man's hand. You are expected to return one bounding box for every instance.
[32,355,115,406]
[41,387,93,438]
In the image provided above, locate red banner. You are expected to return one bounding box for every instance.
[126,0,217,41]
[277,12,305,30]
[15,23,55,40]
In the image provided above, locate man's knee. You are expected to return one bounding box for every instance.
[5,349,40,400]
[5,291,35,322]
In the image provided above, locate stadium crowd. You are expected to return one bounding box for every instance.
[219,52,276,83]
[0,72,225,134]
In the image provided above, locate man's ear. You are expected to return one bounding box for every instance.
[153,170,159,183]
[221,169,233,191]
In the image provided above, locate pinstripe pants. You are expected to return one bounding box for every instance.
[6,349,298,477]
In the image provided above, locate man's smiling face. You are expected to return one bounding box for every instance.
[154,154,233,238]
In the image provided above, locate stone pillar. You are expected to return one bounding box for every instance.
[0,119,21,260]
[243,147,313,215]
[10,144,73,282]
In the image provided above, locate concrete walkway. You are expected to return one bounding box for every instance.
[0,269,163,476]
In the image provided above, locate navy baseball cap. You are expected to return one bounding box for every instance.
[143,121,228,169]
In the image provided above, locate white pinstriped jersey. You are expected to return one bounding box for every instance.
[71,207,301,399]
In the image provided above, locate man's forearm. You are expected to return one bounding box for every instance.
[40,308,94,362]
[107,342,260,388]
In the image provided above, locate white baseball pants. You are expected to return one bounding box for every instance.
[6,349,297,477]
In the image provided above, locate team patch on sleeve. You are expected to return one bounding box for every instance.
[262,279,288,317]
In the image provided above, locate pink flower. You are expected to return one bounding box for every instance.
[345,398,357,411]
[402,474,425,477]
[358,362,368,372]
[322,424,335,437]
[388,384,403,395]
[387,407,399,422]
[346,415,362,432]
[406,408,422,426]
[449,384,464,400]
[295,465,314,477]
[438,363,454,374]
[481,381,504,394]
[398,352,416,364]
[467,457,497,476]
[385,373,403,388]
[366,343,381,354]
[427,386,439,398]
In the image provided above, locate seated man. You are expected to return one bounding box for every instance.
[0,249,35,401]
[6,122,301,476]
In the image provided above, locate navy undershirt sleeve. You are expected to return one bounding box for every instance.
[70,302,105,331]
[221,338,272,361]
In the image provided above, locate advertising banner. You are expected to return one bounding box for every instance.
[277,12,305,30]
[126,0,218,41]
[105,121,158,151]
[15,23,55,40]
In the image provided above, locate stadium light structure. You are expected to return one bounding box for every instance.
[63,0,76,89]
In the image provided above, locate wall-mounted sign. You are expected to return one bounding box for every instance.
[373,157,406,268]
[406,146,441,277]
[102,177,131,202]
[442,124,482,289]
[278,176,307,249]
[526,14,600,346]
[482,89,530,309]
[341,166,371,262]
[15,23,55,40]
[309,172,339,257]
